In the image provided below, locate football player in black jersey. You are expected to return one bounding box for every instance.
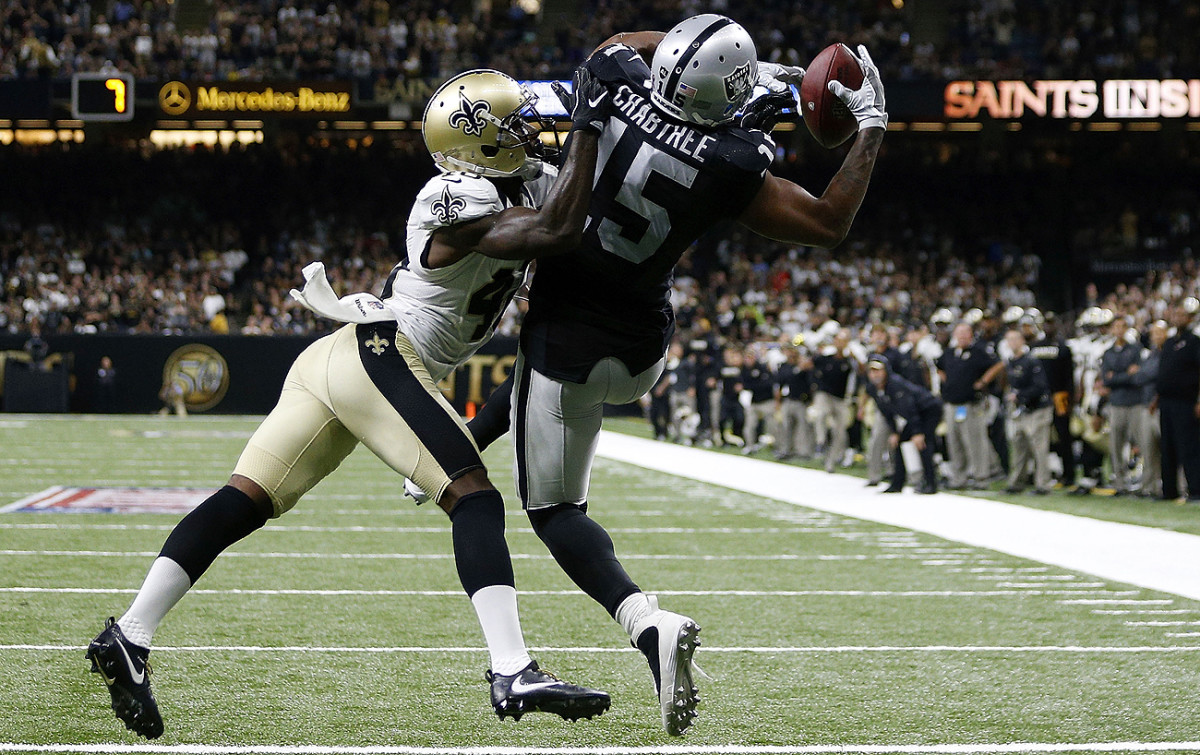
[456,14,887,736]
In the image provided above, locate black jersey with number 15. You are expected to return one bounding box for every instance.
[521,44,776,383]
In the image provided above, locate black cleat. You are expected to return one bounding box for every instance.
[487,661,611,722]
[86,617,163,739]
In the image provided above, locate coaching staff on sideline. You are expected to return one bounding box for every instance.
[1152,302,1200,501]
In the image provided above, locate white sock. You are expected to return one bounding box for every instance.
[117,557,193,649]
[615,591,656,642]
[470,584,532,676]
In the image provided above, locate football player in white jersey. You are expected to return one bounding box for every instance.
[84,67,614,739]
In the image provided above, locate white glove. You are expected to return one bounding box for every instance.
[756,61,805,93]
[826,44,887,131]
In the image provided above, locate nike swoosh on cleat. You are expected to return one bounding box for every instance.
[93,657,117,687]
[509,678,563,695]
[113,640,146,685]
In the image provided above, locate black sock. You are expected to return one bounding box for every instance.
[159,485,273,584]
[467,376,513,452]
[448,489,514,597]
[527,503,640,616]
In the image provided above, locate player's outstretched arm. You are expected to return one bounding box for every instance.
[739,45,887,248]
[429,68,610,264]
[593,31,664,58]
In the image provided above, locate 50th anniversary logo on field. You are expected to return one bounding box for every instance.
[163,344,229,412]
[158,80,353,117]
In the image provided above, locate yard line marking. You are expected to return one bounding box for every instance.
[1124,621,1200,627]
[4,742,1200,755]
[1165,632,1200,638]
[5,644,1200,654]
[0,550,933,562]
[1059,599,1174,605]
[998,583,1107,589]
[3,743,1200,755]
[0,587,1144,598]
[1092,609,1194,615]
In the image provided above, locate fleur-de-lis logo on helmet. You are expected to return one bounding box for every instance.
[431,184,467,224]
[448,91,492,137]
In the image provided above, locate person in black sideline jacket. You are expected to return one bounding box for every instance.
[1153,303,1200,501]
[1003,329,1053,494]
[864,354,942,494]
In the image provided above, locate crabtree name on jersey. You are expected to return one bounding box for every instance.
[612,85,718,161]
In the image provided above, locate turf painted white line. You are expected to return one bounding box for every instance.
[5,644,1200,654]
[596,432,1200,603]
[0,587,1142,598]
[3,744,1200,755]
[0,523,840,535]
[1092,609,1195,615]
[1166,632,1200,638]
[1059,599,1174,605]
[1124,621,1200,627]
[0,550,930,562]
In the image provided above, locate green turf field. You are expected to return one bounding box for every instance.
[1,414,1198,753]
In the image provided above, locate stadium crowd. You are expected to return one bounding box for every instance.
[4,0,1198,83]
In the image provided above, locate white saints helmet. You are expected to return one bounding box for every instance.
[650,14,758,127]
[422,69,552,178]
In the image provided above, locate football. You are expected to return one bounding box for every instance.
[800,43,865,148]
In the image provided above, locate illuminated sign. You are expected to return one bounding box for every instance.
[518,80,570,117]
[945,79,1200,120]
[72,73,134,121]
[158,81,353,117]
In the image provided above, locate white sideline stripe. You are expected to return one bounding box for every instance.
[595,432,1200,602]
[0,587,1143,598]
[3,744,1200,755]
[4,644,1200,654]
[3,745,1200,755]
[0,550,929,562]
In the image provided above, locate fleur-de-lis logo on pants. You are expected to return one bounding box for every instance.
[431,185,467,224]
[448,91,491,137]
[364,333,389,356]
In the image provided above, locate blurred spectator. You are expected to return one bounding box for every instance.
[1098,317,1144,495]
[864,354,942,494]
[937,323,997,489]
[1002,328,1052,494]
[740,346,776,455]
[773,342,814,460]
[1153,304,1200,501]
[810,329,855,474]
[95,355,117,412]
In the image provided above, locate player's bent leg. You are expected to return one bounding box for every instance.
[444,470,610,722]
[515,354,697,733]
[89,334,357,739]
[87,477,275,739]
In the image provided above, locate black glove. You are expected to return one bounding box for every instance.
[552,65,609,133]
[740,88,799,132]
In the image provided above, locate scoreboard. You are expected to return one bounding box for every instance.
[71,73,134,121]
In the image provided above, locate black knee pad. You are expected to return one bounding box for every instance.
[160,485,272,584]
[526,501,588,537]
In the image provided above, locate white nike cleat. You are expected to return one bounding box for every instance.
[486,660,610,721]
[402,478,429,505]
[633,597,702,736]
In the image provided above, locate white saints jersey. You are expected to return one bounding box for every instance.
[385,166,557,382]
